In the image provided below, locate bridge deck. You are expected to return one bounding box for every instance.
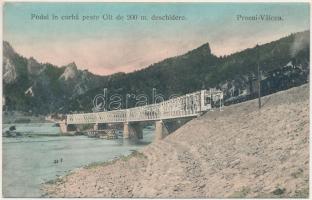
[66,89,223,125]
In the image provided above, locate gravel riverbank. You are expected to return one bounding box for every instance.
[43,84,309,198]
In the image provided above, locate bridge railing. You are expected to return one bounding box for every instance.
[66,89,223,125]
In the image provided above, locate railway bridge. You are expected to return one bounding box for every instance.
[60,89,223,141]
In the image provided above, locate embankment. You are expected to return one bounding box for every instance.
[43,84,309,198]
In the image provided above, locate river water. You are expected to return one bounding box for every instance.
[2,123,154,197]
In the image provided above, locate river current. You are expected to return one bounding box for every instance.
[2,123,154,197]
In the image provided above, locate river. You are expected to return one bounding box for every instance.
[2,123,154,197]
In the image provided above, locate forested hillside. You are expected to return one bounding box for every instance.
[3,30,309,114]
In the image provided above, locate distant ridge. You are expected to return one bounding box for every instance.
[2,30,310,114]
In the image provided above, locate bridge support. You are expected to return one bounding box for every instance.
[123,122,130,139]
[94,123,98,131]
[59,120,77,135]
[155,120,169,141]
[94,123,107,131]
[60,120,68,134]
[123,122,143,140]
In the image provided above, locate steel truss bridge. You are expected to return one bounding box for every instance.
[66,89,223,125]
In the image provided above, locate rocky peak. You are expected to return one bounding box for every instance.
[59,62,79,80]
[3,41,17,59]
[66,62,78,70]
[192,43,212,56]
[3,57,17,84]
[200,43,211,53]
[27,57,43,75]
[181,42,212,60]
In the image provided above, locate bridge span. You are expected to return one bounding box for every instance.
[60,89,223,141]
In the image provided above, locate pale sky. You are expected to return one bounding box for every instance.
[3,3,310,75]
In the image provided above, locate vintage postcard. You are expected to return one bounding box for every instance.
[2,1,310,198]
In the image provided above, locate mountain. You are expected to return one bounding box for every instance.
[2,42,105,114]
[2,30,310,115]
[70,30,309,112]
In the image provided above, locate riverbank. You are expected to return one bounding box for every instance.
[43,84,309,198]
[2,111,49,124]
[3,125,154,197]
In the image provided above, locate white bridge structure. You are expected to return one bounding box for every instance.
[60,89,223,140]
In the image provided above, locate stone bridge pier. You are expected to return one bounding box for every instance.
[94,123,108,131]
[64,89,224,139]
[61,118,191,140]
[59,121,68,133]
[123,122,143,140]
[154,120,169,140]
[59,120,77,135]
[122,120,172,141]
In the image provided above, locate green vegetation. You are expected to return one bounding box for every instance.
[272,187,286,196]
[84,160,116,169]
[14,118,31,123]
[45,177,63,185]
[291,168,304,178]
[44,171,75,186]
[293,187,309,198]
[122,150,147,160]
[3,30,310,114]
[229,186,251,198]
[71,31,309,111]
[84,150,147,169]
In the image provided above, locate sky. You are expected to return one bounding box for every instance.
[3,2,310,75]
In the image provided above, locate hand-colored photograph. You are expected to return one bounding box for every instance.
[2,2,310,198]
